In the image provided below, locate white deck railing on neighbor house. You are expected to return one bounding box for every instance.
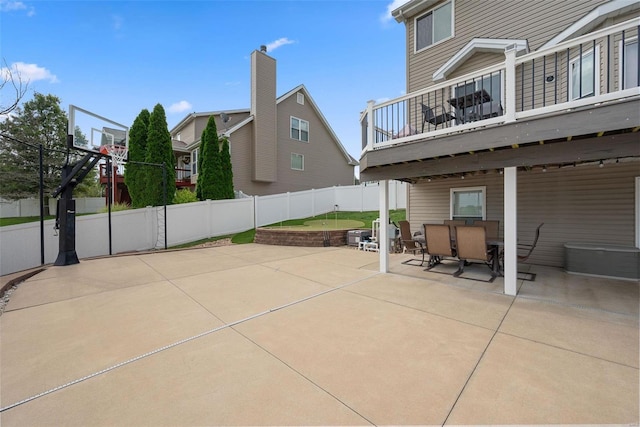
[361,17,640,153]
[0,182,407,276]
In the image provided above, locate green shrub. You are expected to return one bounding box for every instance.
[99,202,131,213]
[173,189,198,204]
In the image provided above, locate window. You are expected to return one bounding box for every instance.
[621,39,638,90]
[291,153,304,170]
[191,148,198,175]
[570,48,599,100]
[291,117,309,142]
[415,1,453,52]
[450,186,486,221]
[297,92,305,105]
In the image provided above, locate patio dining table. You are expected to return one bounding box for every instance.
[448,89,491,123]
[414,233,503,276]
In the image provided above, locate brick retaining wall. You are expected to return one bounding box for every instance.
[254,228,349,247]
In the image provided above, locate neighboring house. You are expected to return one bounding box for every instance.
[359,0,640,294]
[170,47,358,197]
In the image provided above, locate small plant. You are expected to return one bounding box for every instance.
[99,202,131,213]
[173,189,198,204]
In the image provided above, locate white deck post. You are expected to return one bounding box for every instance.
[504,46,517,123]
[504,167,517,295]
[366,100,375,153]
[379,180,389,272]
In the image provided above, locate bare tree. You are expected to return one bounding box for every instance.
[0,60,29,116]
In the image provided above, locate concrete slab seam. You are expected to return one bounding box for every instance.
[0,271,382,414]
[441,296,518,425]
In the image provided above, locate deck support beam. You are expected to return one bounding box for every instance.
[504,166,518,296]
[379,180,389,273]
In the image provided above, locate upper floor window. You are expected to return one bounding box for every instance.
[570,47,599,100]
[621,38,638,90]
[415,1,453,52]
[291,117,309,142]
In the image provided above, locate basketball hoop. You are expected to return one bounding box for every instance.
[99,144,128,167]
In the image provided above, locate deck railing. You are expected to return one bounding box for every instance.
[361,17,639,153]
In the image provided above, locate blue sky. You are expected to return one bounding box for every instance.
[1,0,408,166]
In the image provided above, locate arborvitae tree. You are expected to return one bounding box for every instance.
[124,109,150,208]
[219,136,234,199]
[195,128,207,200]
[143,104,176,206]
[0,93,68,199]
[196,116,222,200]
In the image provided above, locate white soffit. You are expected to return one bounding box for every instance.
[392,0,439,23]
[433,38,528,81]
[541,0,640,49]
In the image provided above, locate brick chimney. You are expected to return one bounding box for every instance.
[250,48,277,183]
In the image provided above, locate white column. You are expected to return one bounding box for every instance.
[504,167,518,296]
[379,180,389,272]
[366,100,375,153]
[504,46,517,123]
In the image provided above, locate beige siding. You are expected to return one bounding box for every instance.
[275,92,354,193]
[406,0,605,92]
[408,161,638,267]
[226,91,355,197]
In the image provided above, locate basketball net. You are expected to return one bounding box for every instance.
[99,144,128,168]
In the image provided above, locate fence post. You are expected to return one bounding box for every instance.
[311,189,316,217]
[253,195,258,228]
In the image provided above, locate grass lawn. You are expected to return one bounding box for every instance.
[172,209,406,249]
[0,216,55,227]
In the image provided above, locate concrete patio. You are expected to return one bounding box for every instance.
[1,244,638,426]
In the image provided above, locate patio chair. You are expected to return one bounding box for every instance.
[454,225,497,282]
[421,103,453,132]
[399,220,426,266]
[444,219,466,242]
[472,219,500,239]
[424,224,458,270]
[518,222,544,262]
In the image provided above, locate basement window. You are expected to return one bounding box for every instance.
[450,186,486,221]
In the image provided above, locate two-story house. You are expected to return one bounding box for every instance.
[360,0,640,294]
[170,47,358,197]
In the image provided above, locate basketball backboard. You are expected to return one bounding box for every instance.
[68,104,129,155]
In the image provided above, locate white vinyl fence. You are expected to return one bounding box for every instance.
[0,197,104,218]
[0,182,406,276]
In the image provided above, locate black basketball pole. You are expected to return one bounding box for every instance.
[39,144,45,265]
[162,163,167,250]
[106,157,113,255]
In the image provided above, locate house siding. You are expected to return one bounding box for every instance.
[408,161,638,268]
[406,0,606,92]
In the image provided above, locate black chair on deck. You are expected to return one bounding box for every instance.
[421,104,453,132]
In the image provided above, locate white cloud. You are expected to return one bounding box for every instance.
[265,37,295,52]
[380,0,409,23]
[1,62,58,83]
[0,0,35,16]
[168,100,192,113]
[111,14,123,31]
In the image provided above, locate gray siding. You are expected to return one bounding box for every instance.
[406,0,605,92]
[408,160,638,267]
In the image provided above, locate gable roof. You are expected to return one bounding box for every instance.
[277,84,358,165]
[432,38,529,81]
[541,0,640,49]
[170,108,250,135]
